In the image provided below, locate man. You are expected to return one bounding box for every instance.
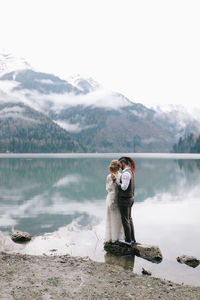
[112,157,136,245]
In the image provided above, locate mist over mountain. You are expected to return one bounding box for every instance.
[0,101,85,153]
[0,53,199,153]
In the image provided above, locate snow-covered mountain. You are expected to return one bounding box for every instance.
[149,104,200,140]
[0,52,200,152]
[67,74,101,94]
[0,52,30,75]
[0,55,134,114]
[150,103,200,128]
[0,54,100,96]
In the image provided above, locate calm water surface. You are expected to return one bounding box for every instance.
[0,154,200,286]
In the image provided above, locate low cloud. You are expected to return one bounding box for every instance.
[0,105,25,114]
[0,105,38,123]
[0,113,37,123]
[142,137,157,144]
[0,79,132,115]
[55,120,96,133]
[35,79,55,85]
[55,121,82,133]
[35,89,131,113]
[0,81,48,112]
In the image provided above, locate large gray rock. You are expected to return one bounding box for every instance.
[104,242,162,263]
[177,255,200,268]
[11,230,31,243]
[133,243,163,263]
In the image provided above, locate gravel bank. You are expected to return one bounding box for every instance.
[0,253,200,300]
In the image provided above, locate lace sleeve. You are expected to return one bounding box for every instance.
[106,175,113,192]
[115,174,121,185]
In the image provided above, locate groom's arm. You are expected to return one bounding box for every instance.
[114,172,131,191]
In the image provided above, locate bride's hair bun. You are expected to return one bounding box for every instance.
[109,160,120,173]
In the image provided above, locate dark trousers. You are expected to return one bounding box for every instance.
[119,199,135,243]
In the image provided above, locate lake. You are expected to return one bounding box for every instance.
[0,153,200,286]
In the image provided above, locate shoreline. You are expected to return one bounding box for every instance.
[1,152,200,159]
[1,252,200,300]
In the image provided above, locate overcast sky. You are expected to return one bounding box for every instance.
[1,0,200,108]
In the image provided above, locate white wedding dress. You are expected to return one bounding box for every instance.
[105,172,124,242]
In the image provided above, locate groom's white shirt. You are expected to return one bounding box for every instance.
[120,167,131,191]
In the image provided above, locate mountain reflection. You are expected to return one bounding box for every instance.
[177,158,200,173]
[0,156,200,236]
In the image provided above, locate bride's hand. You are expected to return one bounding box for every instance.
[110,202,116,210]
[111,173,115,180]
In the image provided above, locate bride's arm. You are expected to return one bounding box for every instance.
[106,175,113,192]
[106,175,116,209]
[115,174,121,185]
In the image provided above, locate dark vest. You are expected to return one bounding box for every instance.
[118,169,135,200]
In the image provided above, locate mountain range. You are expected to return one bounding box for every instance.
[0,52,199,153]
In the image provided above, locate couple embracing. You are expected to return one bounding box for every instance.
[105,157,136,246]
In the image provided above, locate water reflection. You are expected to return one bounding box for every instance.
[0,155,200,286]
[0,158,107,234]
[1,156,198,234]
[105,254,135,270]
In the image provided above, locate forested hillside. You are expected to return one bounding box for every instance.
[0,102,85,153]
[173,133,200,153]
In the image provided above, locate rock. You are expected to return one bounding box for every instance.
[142,267,152,276]
[104,241,133,256]
[177,255,200,268]
[133,243,163,263]
[104,242,162,263]
[125,294,135,300]
[11,230,31,243]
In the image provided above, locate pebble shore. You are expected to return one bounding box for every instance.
[1,253,200,300]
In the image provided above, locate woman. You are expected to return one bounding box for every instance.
[105,160,125,242]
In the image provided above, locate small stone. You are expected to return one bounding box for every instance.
[177,255,200,268]
[11,230,31,243]
[142,267,152,276]
[125,294,134,300]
